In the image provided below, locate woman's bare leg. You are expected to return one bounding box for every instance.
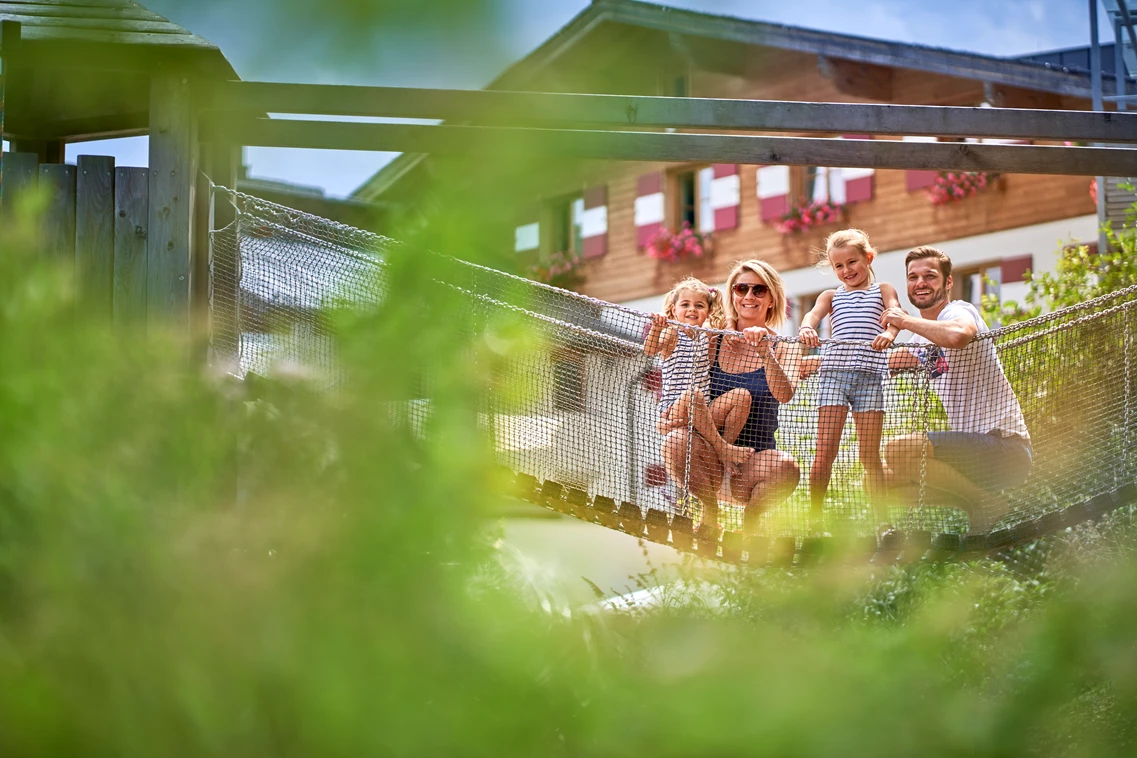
[730,449,800,535]
[662,428,725,530]
[669,390,752,469]
[709,388,751,445]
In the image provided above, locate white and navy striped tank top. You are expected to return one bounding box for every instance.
[658,329,710,411]
[821,283,887,375]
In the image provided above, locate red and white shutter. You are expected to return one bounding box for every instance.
[837,134,874,203]
[756,165,790,222]
[707,163,740,230]
[634,172,665,248]
[902,136,939,191]
[580,184,608,258]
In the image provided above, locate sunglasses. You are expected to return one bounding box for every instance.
[731,282,770,297]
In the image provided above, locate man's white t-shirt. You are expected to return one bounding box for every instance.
[909,300,1030,441]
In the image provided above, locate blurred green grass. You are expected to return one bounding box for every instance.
[4,180,1137,758]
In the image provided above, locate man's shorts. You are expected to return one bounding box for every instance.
[928,431,1033,492]
[816,370,884,413]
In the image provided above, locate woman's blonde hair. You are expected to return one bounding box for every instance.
[661,277,726,329]
[822,228,878,281]
[723,259,787,330]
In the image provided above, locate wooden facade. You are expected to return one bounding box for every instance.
[355,0,1110,311]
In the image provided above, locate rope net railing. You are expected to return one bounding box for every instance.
[209,186,1137,563]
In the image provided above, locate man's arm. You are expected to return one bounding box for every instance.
[880,307,977,349]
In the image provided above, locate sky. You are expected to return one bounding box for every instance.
[48,0,1116,199]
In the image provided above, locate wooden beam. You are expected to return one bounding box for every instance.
[197,116,1137,177]
[203,81,1137,144]
[817,56,892,101]
[147,71,197,336]
[194,141,240,367]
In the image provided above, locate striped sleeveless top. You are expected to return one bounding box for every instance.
[821,283,887,375]
[658,329,710,411]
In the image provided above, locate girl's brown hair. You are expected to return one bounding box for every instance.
[661,277,726,330]
[723,259,787,330]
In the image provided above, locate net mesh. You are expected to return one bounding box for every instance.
[209,187,1137,560]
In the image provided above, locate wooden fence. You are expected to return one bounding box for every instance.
[1,151,149,322]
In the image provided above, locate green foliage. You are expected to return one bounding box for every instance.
[6,185,1137,756]
[982,195,1137,327]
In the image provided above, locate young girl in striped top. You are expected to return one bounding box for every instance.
[798,229,901,526]
[645,278,753,530]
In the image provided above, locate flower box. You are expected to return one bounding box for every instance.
[926,171,999,205]
[776,199,844,235]
[643,222,711,263]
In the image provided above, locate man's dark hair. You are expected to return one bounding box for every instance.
[905,246,952,278]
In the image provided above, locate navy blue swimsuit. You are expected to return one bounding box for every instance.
[708,350,779,452]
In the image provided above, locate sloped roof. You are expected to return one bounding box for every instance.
[0,0,233,70]
[1,0,237,140]
[353,0,1109,202]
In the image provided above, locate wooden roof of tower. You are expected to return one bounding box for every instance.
[1,0,239,142]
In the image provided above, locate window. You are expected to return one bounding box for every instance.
[549,194,585,255]
[803,166,844,204]
[672,166,716,232]
[675,169,697,228]
[552,357,586,412]
[953,263,1002,307]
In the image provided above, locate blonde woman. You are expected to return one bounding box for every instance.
[660,260,802,536]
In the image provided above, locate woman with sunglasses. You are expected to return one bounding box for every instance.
[660,260,802,537]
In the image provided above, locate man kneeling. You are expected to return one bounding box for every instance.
[879,246,1032,534]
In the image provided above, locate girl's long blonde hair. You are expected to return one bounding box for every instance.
[723,259,787,330]
[661,277,726,330]
[822,228,878,281]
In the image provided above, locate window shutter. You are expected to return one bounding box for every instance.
[709,163,740,231]
[756,165,790,222]
[634,172,665,248]
[580,184,608,258]
[1001,254,1033,283]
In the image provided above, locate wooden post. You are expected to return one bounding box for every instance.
[76,154,115,318]
[195,141,241,368]
[147,70,198,337]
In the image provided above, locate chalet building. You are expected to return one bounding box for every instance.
[355,0,1132,333]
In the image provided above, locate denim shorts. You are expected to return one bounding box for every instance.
[929,431,1033,492]
[816,370,884,413]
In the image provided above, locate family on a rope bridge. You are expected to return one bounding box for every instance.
[643,228,1032,542]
